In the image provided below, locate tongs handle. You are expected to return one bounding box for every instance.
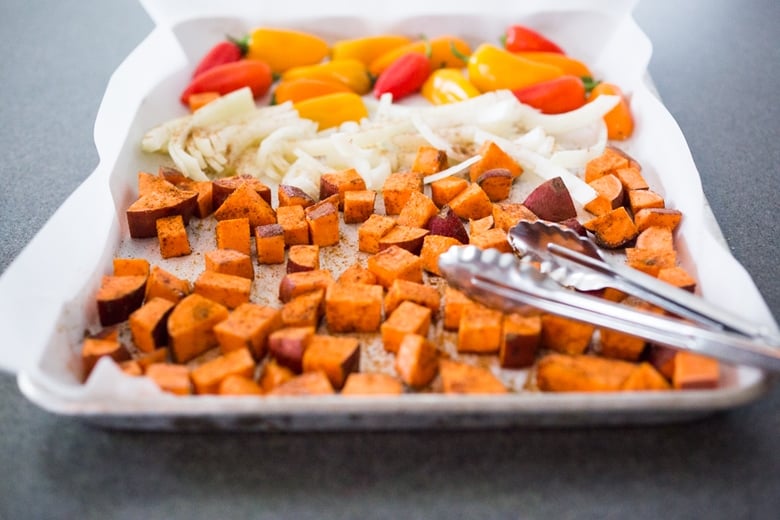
[439,246,780,373]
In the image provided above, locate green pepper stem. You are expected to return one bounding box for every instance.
[449,41,470,62]
[227,35,250,56]
[581,76,600,95]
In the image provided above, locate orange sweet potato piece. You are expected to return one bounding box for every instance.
[325,282,384,333]
[267,371,335,396]
[448,183,493,220]
[276,204,310,246]
[194,271,251,309]
[278,184,316,208]
[278,269,334,303]
[384,279,441,315]
[281,289,325,328]
[319,168,367,208]
[145,265,190,303]
[126,179,198,238]
[411,145,448,174]
[443,286,472,330]
[287,244,320,273]
[381,171,424,215]
[395,334,439,388]
[190,347,256,394]
[540,314,595,355]
[476,168,513,202]
[341,373,404,395]
[305,200,340,246]
[81,330,130,379]
[420,235,462,276]
[136,347,170,371]
[469,141,522,181]
[337,262,378,285]
[96,275,147,326]
[378,225,429,255]
[598,327,647,362]
[621,362,672,391]
[204,248,254,279]
[120,360,143,377]
[129,297,175,353]
[218,374,264,396]
[628,189,664,213]
[358,214,397,254]
[212,175,272,209]
[255,223,286,264]
[215,217,251,255]
[584,174,624,216]
[535,353,636,392]
[430,177,468,208]
[214,183,276,228]
[167,293,229,363]
[582,206,638,248]
[469,227,512,253]
[583,146,631,183]
[633,208,682,232]
[613,166,649,191]
[397,190,439,229]
[268,326,316,373]
[259,358,296,392]
[302,335,361,390]
[343,189,376,224]
[657,266,697,292]
[625,248,677,276]
[469,215,494,237]
[500,313,541,368]
[491,202,537,231]
[113,257,150,277]
[145,363,192,396]
[213,303,282,358]
[439,358,507,394]
[635,226,674,252]
[367,245,423,288]
[672,351,720,389]
[457,303,503,354]
[381,301,432,353]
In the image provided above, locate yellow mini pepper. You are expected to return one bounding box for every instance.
[282,59,373,95]
[331,34,412,66]
[421,68,480,105]
[294,92,368,130]
[515,51,592,78]
[467,43,564,92]
[244,27,329,74]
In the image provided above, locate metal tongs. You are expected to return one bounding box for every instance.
[437,221,780,372]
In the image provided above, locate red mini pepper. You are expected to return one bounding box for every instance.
[512,75,586,114]
[373,52,431,101]
[503,25,565,54]
[191,40,244,78]
[180,60,273,105]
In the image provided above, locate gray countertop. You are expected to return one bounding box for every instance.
[1,0,778,518]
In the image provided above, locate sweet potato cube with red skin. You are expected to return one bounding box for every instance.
[358,214,396,254]
[278,269,334,303]
[129,297,175,353]
[205,249,254,279]
[613,166,649,191]
[343,190,376,223]
[212,175,272,209]
[218,374,264,396]
[319,168,367,209]
[420,235,462,276]
[628,189,665,213]
[257,358,295,392]
[302,335,361,390]
[657,266,697,292]
[523,177,577,223]
[214,303,282,358]
[469,228,512,253]
[341,373,404,396]
[457,303,503,354]
[138,170,172,197]
[646,345,677,379]
[439,359,507,394]
[268,326,316,373]
[337,262,378,285]
[430,177,468,208]
[469,141,522,181]
[145,265,190,303]
[535,353,636,392]
[584,146,631,183]
[378,225,429,255]
[113,257,150,277]
[448,183,493,220]
[126,183,198,238]
[215,217,251,255]
[325,283,384,333]
[500,314,541,368]
[190,347,256,394]
[367,245,423,288]
[278,184,315,208]
[584,174,625,216]
[275,204,310,246]
[427,205,469,244]
[267,371,335,396]
[145,363,192,396]
[541,314,595,355]
[384,279,441,315]
[477,168,513,202]
[281,289,325,328]
[81,332,130,380]
[255,223,286,264]
[625,248,677,276]
[305,200,340,246]
[179,179,214,218]
[381,301,432,353]
[396,334,439,388]
[635,226,675,252]
[621,362,672,391]
[194,271,251,309]
[167,293,229,363]
[673,352,720,390]
[492,202,537,232]
[382,171,424,215]
[598,327,647,361]
[397,190,439,229]
[96,275,147,327]
[412,145,448,174]
[443,286,472,330]
[287,244,320,274]
[583,206,638,248]
[214,183,276,228]
[633,208,683,232]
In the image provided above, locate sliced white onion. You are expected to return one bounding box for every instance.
[423,154,483,185]
[519,95,620,135]
[191,87,256,127]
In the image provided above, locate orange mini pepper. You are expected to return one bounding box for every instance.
[331,34,412,66]
[282,59,372,95]
[588,82,634,140]
[273,78,352,104]
[294,92,368,130]
[515,51,592,79]
[369,36,471,76]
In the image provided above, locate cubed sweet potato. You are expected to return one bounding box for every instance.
[427,205,469,244]
[212,175,272,209]
[582,206,638,248]
[367,245,423,288]
[259,358,297,392]
[411,145,448,174]
[213,303,282,358]
[491,202,537,231]
[278,269,334,303]
[215,217,251,255]
[325,282,384,333]
[343,190,376,224]
[523,177,577,222]
[319,168,367,208]
[443,286,472,330]
[378,225,429,255]
[457,303,503,354]
[213,183,276,228]
[302,335,361,390]
[167,293,229,363]
[540,314,595,355]
[268,326,316,373]
[500,313,541,368]
[384,279,441,315]
[278,184,316,208]
[194,270,252,309]
[96,275,147,326]
[81,330,130,379]
[535,353,636,392]
[281,289,325,328]
[598,327,647,361]
[476,168,513,202]
[204,248,254,279]
[267,371,335,396]
[621,362,671,391]
[628,189,665,213]
[583,174,624,216]
[126,180,198,238]
[448,183,493,220]
[672,351,720,390]
[395,334,439,388]
[657,266,697,292]
[469,141,522,181]
[276,204,310,246]
[337,262,378,285]
[439,358,507,394]
[145,363,192,396]
[358,214,397,254]
[613,166,649,191]
[113,258,150,277]
[255,223,286,264]
[430,177,468,208]
[397,190,439,229]
[633,208,682,232]
[287,244,320,273]
[584,146,631,183]
[305,200,340,246]
[420,235,462,276]
[129,297,175,353]
[469,228,511,253]
[382,171,424,215]
[625,247,677,276]
[469,215,494,237]
[635,226,674,252]
[341,373,404,396]
[190,347,256,394]
[381,301,432,353]
[218,374,264,396]
[145,265,190,303]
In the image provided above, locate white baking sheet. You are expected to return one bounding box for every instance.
[0,0,777,430]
